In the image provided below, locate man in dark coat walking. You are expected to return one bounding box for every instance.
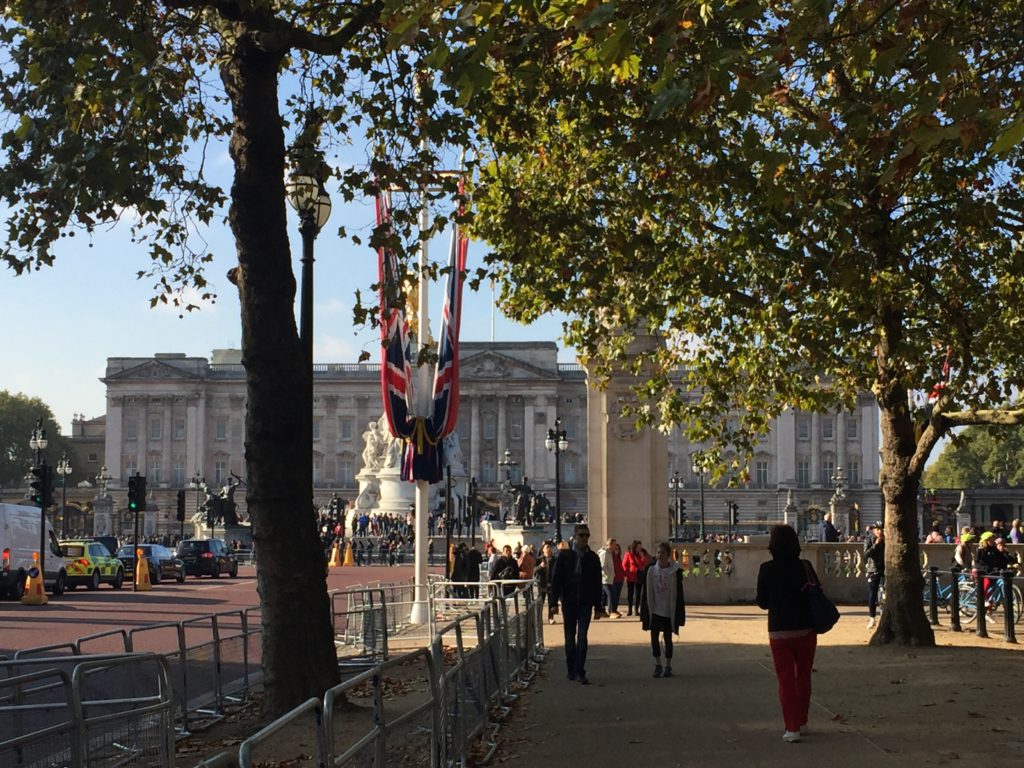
[550,524,603,684]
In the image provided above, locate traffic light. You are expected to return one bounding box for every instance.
[729,502,739,527]
[29,464,51,508]
[128,474,147,513]
[176,490,186,522]
[678,499,687,525]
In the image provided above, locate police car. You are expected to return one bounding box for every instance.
[59,539,126,590]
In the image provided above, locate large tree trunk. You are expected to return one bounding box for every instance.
[870,387,935,647]
[221,28,340,715]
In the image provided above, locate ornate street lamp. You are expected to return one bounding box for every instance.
[285,170,332,370]
[669,470,682,541]
[56,453,72,538]
[29,419,49,587]
[692,459,707,540]
[545,418,569,543]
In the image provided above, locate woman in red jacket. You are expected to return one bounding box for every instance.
[621,540,645,617]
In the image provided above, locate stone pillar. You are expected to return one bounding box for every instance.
[136,400,147,480]
[162,400,173,485]
[524,400,536,481]
[470,397,480,480]
[186,395,200,478]
[836,411,847,477]
[810,413,821,487]
[104,396,123,484]
[585,332,664,549]
[497,397,507,458]
[861,400,878,487]
[93,492,113,537]
[775,409,796,486]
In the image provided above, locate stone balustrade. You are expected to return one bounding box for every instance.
[672,542,1024,604]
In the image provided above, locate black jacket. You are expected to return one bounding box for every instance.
[465,548,483,580]
[639,562,686,634]
[550,546,603,609]
[756,556,816,633]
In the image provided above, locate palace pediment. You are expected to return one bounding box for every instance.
[103,360,200,382]
[460,351,556,380]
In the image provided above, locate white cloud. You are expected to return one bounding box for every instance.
[316,334,358,362]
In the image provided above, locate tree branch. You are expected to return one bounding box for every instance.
[942,407,1024,427]
[165,0,383,55]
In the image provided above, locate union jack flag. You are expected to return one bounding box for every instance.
[376,191,415,442]
[432,191,469,440]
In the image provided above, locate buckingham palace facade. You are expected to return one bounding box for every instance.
[90,341,882,535]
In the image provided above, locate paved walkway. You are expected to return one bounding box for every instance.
[495,604,1024,767]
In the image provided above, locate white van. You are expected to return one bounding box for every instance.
[0,503,68,598]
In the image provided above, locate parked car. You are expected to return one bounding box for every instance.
[115,544,186,584]
[1,503,68,598]
[89,536,120,557]
[59,539,125,590]
[176,538,239,578]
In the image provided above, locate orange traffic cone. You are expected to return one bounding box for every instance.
[328,541,342,568]
[342,541,355,567]
[21,552,47,605]
[134,549,152,591]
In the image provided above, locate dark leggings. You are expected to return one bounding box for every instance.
[627,581,640,612]
[650,615,673,659]
[867,573,883,618]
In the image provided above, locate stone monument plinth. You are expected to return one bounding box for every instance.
[481,522,556,552]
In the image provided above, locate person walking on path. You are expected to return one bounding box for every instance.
[597,538,617,618]
[864,523,885,629]
[640,542,686,678]
[622,540,644,616]
[756,524,818,743]
[611,541,626,618]
[535,541,556,624]
[550,523,603,684]
[518,544,536,580]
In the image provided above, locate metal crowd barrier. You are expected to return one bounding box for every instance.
[0,653,175,767]
[226,581,544,768]
[4,579,542,768]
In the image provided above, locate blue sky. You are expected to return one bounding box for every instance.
[0,147,572,435]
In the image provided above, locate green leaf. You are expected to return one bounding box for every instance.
[989,118,1024,156]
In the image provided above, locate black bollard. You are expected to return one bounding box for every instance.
[1003,570,1017,644]
[975,569,988,639]
[928,566,940,626]
[950,566,962,632]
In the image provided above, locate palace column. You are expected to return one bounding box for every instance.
[497,397,507,458]
[810,413,821,487]
[104,396,123,483]
[470,397,481,480]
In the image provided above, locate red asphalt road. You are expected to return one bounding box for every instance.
[0,564,443,656]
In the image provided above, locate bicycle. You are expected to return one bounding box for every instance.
[955,569,1023,625]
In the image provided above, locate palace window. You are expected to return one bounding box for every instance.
[797,461,810,488]
[755,460,769,488]
[797,416,810,440]
[150,417,162,441]
[174,418,186,440]
[340,417,354,441]
[125,420,138,441]
[215,420,227,440]
[846,417,858,439]
[822,417,834,440]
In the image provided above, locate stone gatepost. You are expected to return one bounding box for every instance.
[584,331,666,549]
[93,493,113,537]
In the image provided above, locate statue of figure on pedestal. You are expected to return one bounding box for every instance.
[362,420,384,472]
[514,477,534,526]
[355,478,380,510]
[443,432,467,476]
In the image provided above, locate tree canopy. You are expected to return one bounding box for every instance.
[0,391,74,492]
[924,426,1024,490]
[432,0,1024,645]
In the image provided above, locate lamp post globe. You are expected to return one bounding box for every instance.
[546,417,568,543]
[56,454,72,538]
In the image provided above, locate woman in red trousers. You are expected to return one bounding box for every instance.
[756,524,817,743]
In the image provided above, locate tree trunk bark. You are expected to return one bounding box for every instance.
[870,393,935,647]
[221,28,340,715]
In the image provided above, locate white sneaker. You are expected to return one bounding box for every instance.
[783,730,802,743]
[866,617,876,629]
